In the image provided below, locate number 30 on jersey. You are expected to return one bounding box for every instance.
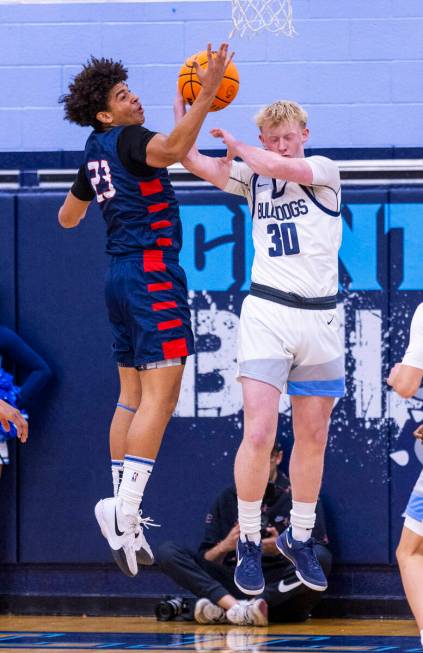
[267,222,300,257]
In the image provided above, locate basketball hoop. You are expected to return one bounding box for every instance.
[230,0,296,37]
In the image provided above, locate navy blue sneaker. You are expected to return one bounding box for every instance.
[276,526,327,591]
[234,537,265,595]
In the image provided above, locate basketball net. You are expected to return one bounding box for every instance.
[230,0,296,37]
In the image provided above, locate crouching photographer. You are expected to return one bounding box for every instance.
[156,442,332,626]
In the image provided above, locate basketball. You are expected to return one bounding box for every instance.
[178,50,239,112]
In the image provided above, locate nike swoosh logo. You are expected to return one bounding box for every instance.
[114,509,125,537]
[257,183,268,187]
[327,316,334,325]
[236,556,244,567]
[278,579,302,593]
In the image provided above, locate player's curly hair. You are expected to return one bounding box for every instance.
[59,56,128,129]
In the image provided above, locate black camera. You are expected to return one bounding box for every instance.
[155,596,190,621]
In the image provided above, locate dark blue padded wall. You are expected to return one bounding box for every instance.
[0,186,421,574]
[0,193,17,562]
[15,194,116,562]
[323,189,391,563]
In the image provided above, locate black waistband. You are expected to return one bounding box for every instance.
[249,282,337,310]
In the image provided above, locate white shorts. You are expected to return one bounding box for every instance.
[404,470,423,535]
[237,294,345,396]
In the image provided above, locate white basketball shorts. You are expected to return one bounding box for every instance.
[237,294,345,396]
[404,470,423,536]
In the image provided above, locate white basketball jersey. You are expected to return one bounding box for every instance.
[224,156,342,298]
[402,303,423,370]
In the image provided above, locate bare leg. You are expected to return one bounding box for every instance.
[110,366,142,460]
[397,526,423,631]
[290,395,334,502]
[235,378,281,501]
[126,364,185,459]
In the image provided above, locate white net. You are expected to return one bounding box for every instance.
[230,0,296,37]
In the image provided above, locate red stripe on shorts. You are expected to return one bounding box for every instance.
[143,250,166,272]
[151,220,172,230]
[156,238,172,247]
[139,179,163,196]
[162,338,189,359]
[158,319,183,331]
[147,281,173,293]
[148,202,169,214]
[152,301,177,311]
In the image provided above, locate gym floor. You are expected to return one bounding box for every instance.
[0,616,419,652]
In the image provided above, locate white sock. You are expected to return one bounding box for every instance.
[290,501,317,542]
[118,454,154,516]
[238,498,262,545]
[111,459,124,497]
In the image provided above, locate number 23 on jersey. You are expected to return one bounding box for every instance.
[88,160,116,203]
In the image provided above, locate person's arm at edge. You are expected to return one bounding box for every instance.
[0,399,28,443]
[0,327,52,407]
[146,43,233,168]
[211,127,313,185]
[387,362,423,399]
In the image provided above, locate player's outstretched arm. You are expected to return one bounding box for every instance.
[146,43,234,168]
[0,399,28,443]
[211,127,313,185]
[387,362,423,399]
[173,89,231,190]
[58,192,90,228]
[183,149,232,191]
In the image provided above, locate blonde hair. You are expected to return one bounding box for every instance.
[255,100,308,130]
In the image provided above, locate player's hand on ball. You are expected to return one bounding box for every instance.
[194,43,234,96]
[413,424,423,442]
[0,399,28,443]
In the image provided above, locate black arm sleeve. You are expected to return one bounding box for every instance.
[117,125,159,177]
[0,327,52,408]
[70,165,95,201]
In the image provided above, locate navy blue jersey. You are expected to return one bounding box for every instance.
[83,126,182,258]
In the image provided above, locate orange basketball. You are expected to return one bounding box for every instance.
[178,50,239,112]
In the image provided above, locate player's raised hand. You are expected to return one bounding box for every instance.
[0,399,28,443]
[194,43,234,96]
[210,127,238,160]
[414,424,423,442]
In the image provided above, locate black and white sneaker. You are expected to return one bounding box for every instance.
[95,496,142,577]
[135,513,159,566]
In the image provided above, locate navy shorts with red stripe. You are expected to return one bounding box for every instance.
[105,252,195,368]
